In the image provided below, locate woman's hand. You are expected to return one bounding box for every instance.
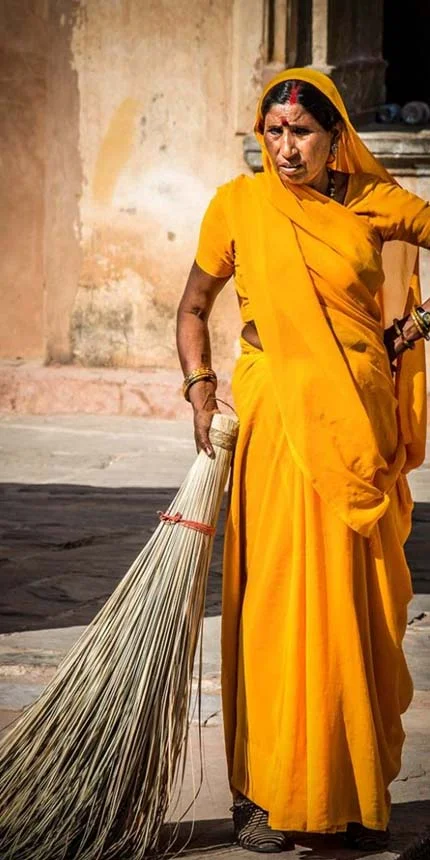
[384,297,430,364]
[188,380,219,458]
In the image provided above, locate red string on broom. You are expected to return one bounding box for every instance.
[158,510,216,536]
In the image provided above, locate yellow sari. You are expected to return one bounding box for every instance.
[196,69,429,832]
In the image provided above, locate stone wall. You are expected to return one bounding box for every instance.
[1,0,430,417]
[70,0,254,375]
[1,0,267,377]
[0,1,48,359]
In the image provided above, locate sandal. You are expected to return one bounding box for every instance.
[232,795,294,853]
[345,822,390,851]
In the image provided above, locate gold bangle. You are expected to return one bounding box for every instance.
[184,374,217,401]
[411,306,430,341]
[183,366,216,389]
[183,367,217,401]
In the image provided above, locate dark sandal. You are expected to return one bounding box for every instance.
[345,822,390,851]
[232,795,293,853]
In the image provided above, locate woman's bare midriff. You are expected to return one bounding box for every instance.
[242,320,263,349]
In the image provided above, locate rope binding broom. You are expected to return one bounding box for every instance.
[0,411,239,860]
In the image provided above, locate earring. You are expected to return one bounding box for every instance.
[331,140,338,156]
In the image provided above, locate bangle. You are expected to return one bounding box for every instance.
[183,367,217,401]
[393,318,415,350]
[410,306,430,341]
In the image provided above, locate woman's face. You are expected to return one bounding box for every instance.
[263,101,339,192]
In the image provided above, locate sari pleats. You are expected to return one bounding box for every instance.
[222,343,414,832]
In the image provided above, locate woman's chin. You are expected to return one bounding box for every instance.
[278,172,307,188]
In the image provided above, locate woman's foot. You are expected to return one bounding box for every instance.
[232,795,294,853]
[345,822,390,851]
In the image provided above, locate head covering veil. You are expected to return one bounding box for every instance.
[255,68,389,178]
[255,67,421,328]
[228,67,426,535]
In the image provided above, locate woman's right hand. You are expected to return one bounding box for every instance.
[188,380,219,458]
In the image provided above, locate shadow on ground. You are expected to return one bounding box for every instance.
[0,483,227,633]
[0,483,428,634]
[162,799,430,858]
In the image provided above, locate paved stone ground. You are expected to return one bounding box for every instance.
[0,414,428,633]
[0,415,225,633]
[0,414,429,859]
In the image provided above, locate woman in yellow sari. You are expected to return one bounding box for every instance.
[176,68,430,853]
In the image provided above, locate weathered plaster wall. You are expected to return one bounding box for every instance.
[0,0,82,364]
[1,0,263,378]
[70,0,257,374]
[43,1,83,364]
[0,1,48,358]
[2,0,428,404]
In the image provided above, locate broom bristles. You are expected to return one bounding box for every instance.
[0,412,238,860]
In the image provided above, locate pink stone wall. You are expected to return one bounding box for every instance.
[1,1,430,419]
[0,1,48,359]
[0,1,82,364]
[0,0,265,382]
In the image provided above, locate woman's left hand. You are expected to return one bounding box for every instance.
[188,380,219,458]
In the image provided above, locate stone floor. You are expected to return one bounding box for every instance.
[0,414,429,859]
[0,414,428,634]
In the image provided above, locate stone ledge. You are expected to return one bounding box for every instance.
[1,361,429,424]
[0,362,232,420]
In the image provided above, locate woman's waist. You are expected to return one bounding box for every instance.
[241,321,262,351]
[239,316,394,403]
[241,310,385,353]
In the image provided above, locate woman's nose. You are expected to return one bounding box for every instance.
[280,130,297,157]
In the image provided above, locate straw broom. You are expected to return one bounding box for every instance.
[0,411,238,860]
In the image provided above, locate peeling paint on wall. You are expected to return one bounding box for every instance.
[61,0,245,372]
[71,270,175,368]
[92,98,141,205]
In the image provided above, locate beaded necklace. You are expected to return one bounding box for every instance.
[326,169,336,199]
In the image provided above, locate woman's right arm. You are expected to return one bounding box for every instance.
[176,261,230,457]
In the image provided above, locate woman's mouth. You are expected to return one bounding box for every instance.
[278,163,304,175]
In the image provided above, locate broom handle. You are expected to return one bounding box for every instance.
[209,411,239,449]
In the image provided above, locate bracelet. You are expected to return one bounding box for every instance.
[410,306,430,341]
[183,367,217,401]
[393,318,415,350]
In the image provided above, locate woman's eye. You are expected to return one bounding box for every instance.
[293,127,309,136]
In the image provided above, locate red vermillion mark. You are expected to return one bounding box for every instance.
[288,83,302,105]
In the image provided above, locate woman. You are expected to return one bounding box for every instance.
[176,68,430,853]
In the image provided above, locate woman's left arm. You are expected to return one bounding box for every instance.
[374,182,430,360]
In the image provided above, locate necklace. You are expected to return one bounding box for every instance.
[326,169,336,199]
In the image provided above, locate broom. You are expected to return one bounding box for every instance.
[0,411,238,860]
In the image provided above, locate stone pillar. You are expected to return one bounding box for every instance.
[231,0,266,133]
[43,0,83,364]
[0,1,48,360]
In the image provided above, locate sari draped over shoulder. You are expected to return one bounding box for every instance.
[195,68,428,832]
